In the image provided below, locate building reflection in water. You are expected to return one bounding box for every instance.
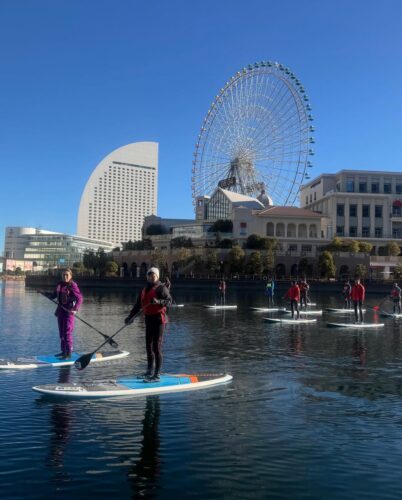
[129,396,161,498]
[46,367,73,483]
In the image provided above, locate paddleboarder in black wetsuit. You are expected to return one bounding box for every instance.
[125,267,171,382]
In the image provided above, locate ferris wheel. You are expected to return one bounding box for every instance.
[191,61,315,207]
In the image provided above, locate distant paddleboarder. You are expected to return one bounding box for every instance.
[218,279,226,305]
[125,267,171,382]
[342,280,352,309]
[299,278,310,309]
[265,278,275,307]
[390,283,402,314]
[351,278,365,324]
[284,280,300,319]
[44,268,83,360]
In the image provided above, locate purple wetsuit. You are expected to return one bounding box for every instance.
[49,281,83,354]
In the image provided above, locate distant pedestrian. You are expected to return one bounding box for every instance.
[390,283,402,314]
[351,278,365,324]
[44,268,83,359]
[299,278,310,309]
[218,279,226,305]
[342,280,352,309]
[285,280,300,319]
[265,278,275,307]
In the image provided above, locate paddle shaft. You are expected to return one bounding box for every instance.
[39,291,119,348]
[74,308,145,370]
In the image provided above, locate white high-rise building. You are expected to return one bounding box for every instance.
[77,142,158,246]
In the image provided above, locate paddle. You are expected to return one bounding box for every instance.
[74,309,143,371]
[38,291,119,349]
[372,296,391,312]
[74,324,128,370]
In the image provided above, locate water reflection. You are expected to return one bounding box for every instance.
[352,333,367,366]
[47,367,73,483]
[129,396,161,498]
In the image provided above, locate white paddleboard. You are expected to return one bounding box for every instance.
[264,317,317,324]
[326,322,384,329]
[298,302,317,307]
[203,305,237,309]
[32,373,233,398]
[250,307,286,312]
[170,304,184,308]
[284,309,322,315]
[380,311,402,318]
[325,308,367,313]
[0,350,129,370]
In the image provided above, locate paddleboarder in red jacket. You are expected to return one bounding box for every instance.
[351,279,365,324]
[285,280,300,319]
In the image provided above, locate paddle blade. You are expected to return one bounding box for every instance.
[107,337,119,349]
[74,352,94,371]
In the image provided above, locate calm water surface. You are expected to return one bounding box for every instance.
[1,281,402,499]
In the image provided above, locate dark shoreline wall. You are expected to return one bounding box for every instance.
[25,274,394,294]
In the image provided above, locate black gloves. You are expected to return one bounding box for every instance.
[124,316,133,325]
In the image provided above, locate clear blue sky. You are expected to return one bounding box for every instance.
[1,0,402,253]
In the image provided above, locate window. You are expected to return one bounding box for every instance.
[314,192,316,200]
[336,226,345,236]
[375,205,383,218]
[349,204,357,217]
[384,183,391,194]
[371,182,379,193]
[349,226,357,237]
[362,205,370,217]
[337,204,345,216]
[305,196,308,204]
[375,227,383,238]
[288,244,297,252]
[397,184,402,194]
[362,226,370,237]
[392,205,402,217]
[346,178,354,192]
[359,182,367,193]
[301,244,312,252]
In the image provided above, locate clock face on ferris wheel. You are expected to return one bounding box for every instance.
[191,61,314,207]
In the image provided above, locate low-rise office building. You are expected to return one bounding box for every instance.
[4,227,114,271]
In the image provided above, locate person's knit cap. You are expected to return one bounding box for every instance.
[147,267,160,279]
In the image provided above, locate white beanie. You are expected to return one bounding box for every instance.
[147,267,160,280]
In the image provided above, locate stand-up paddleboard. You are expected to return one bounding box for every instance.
[32,373,233,398]
[298,302,317,307]
[380,311,402,318]
[250,307,286,312]
[326,322,384,329]
[284,309,322,315]
[264,317,317,324]
[0,350,129,370]
[325,308,367,313]
[203,305,237,309]
[170,304,184,308]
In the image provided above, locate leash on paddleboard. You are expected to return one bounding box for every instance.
[38,290,119,349]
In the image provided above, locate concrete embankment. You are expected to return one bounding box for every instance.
[25,274,393,294]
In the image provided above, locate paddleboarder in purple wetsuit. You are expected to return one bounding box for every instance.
[45,268,83,359]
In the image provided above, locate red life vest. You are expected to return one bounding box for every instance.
[391,287,401,298]
[141,286,167,323]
